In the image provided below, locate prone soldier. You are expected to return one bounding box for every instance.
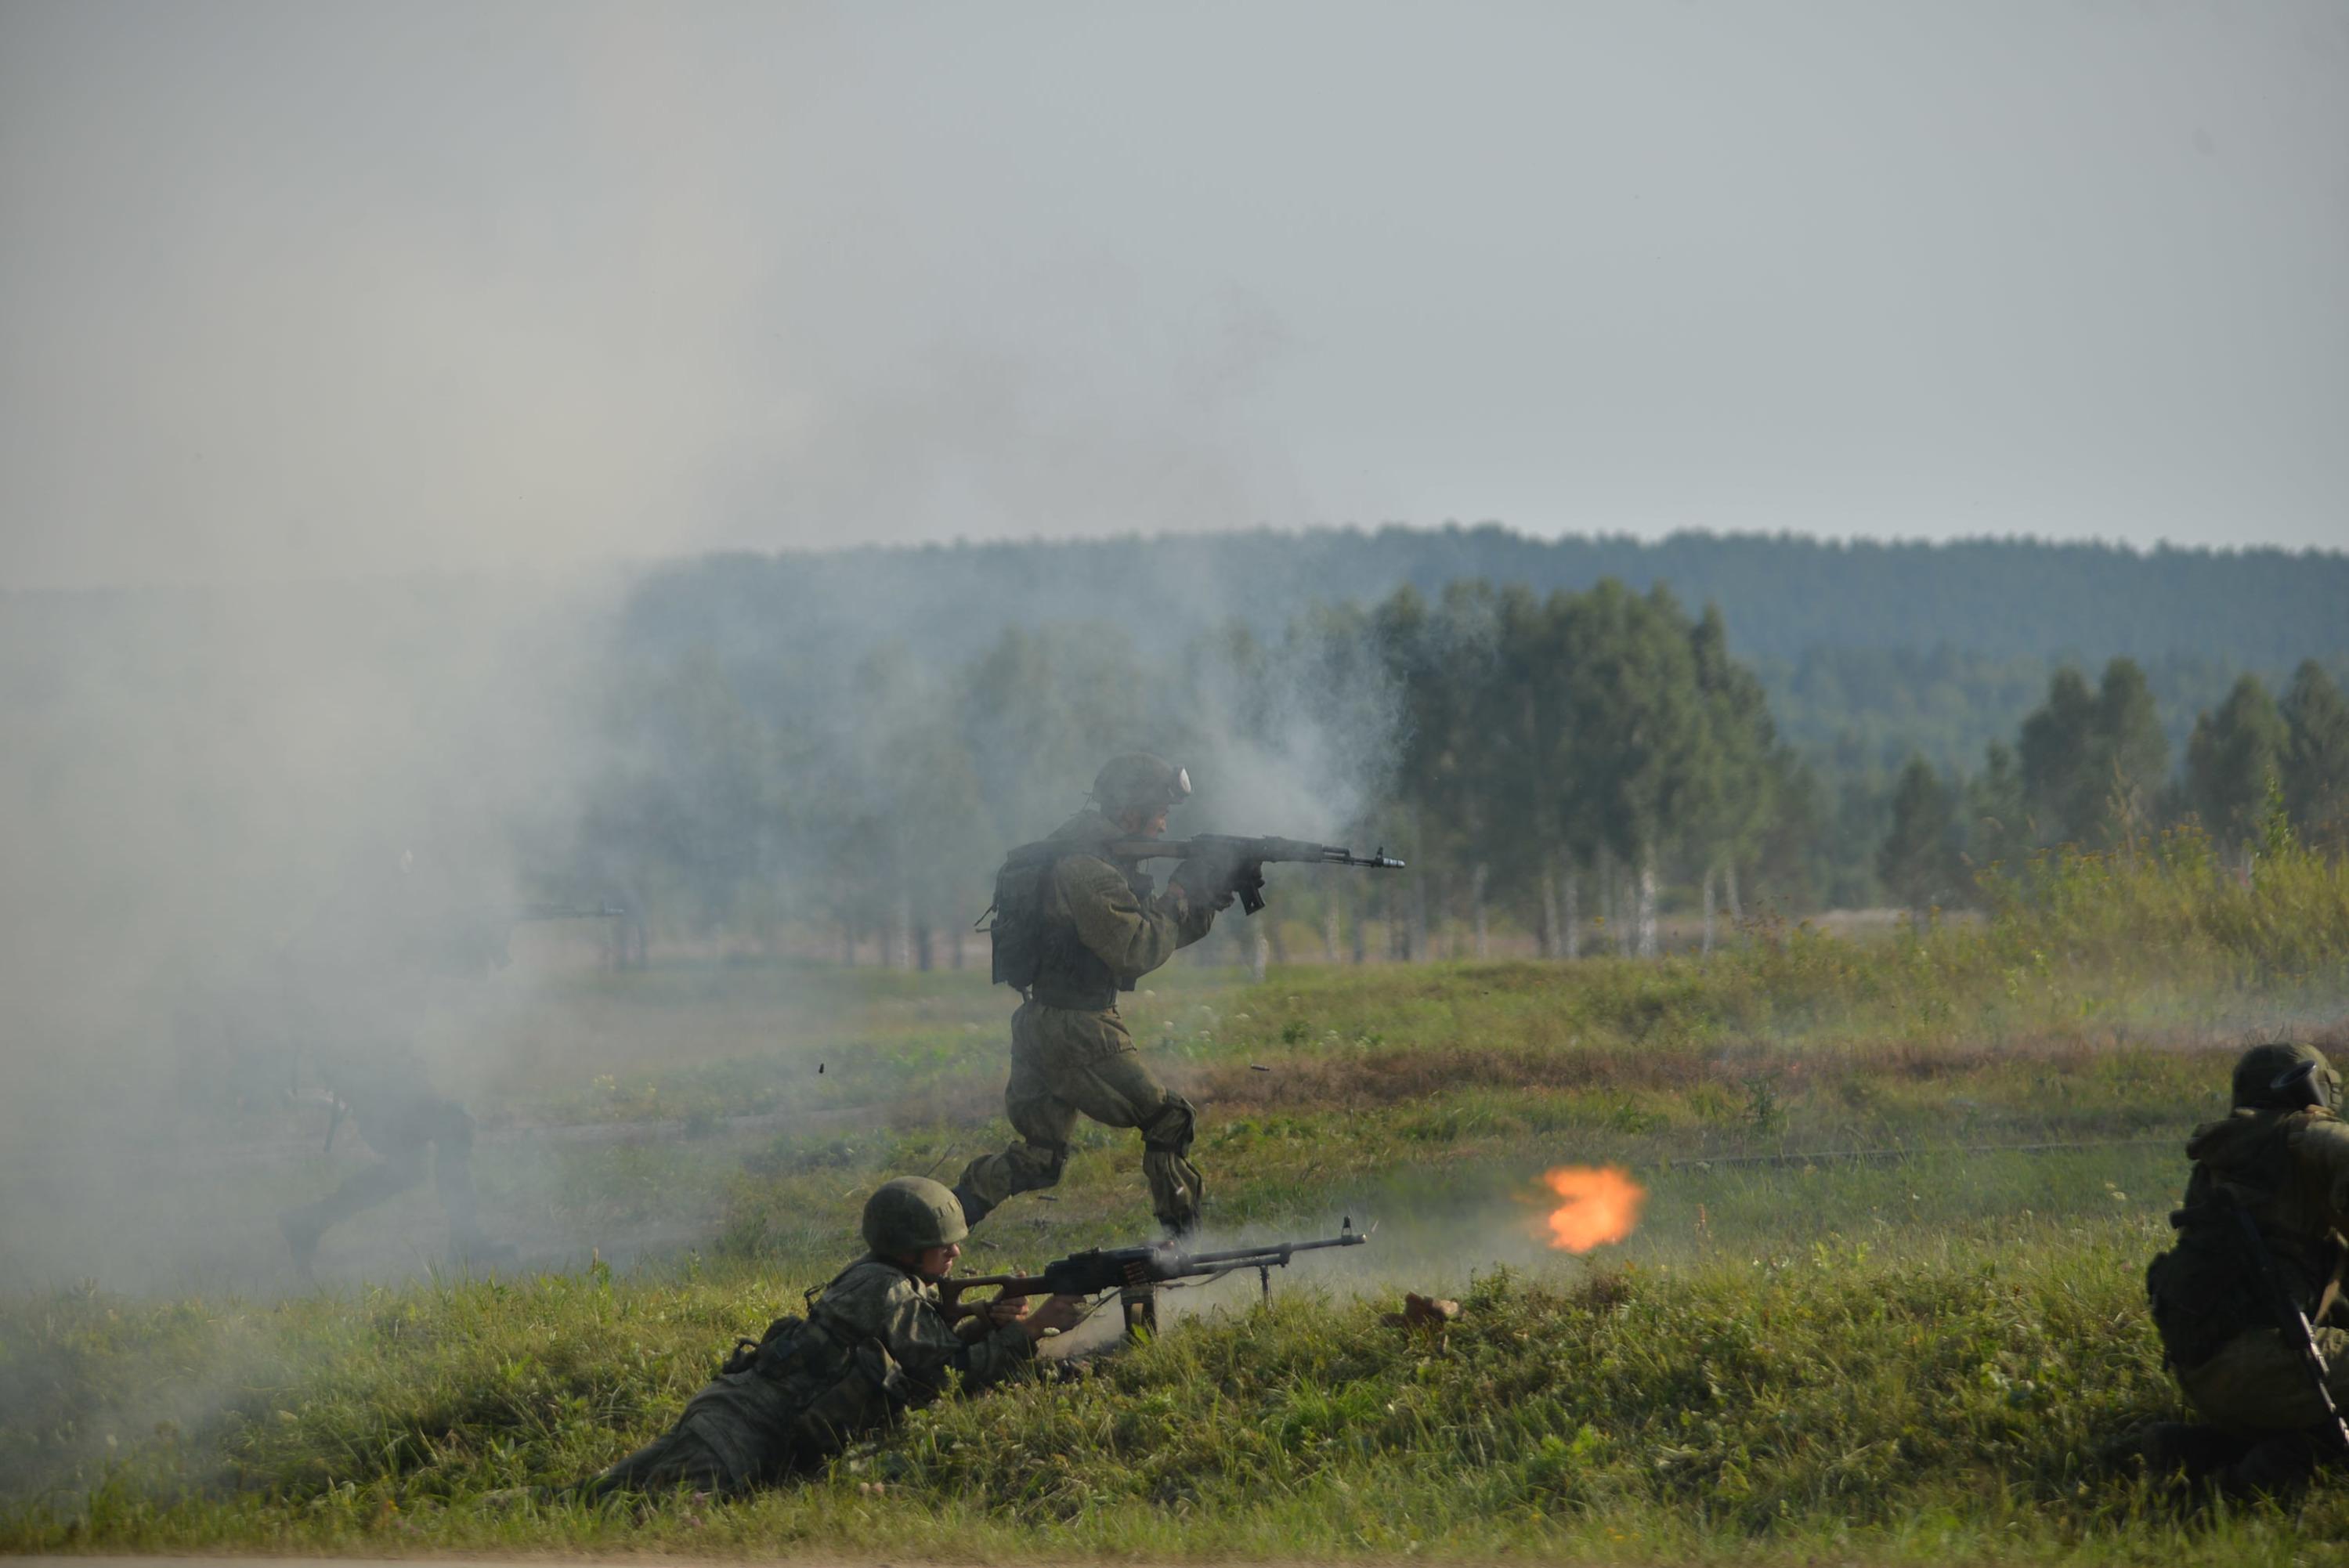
[579,1176,1081,1498]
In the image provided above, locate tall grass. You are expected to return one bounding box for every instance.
[5,834,2347,1561]
[3,1227,2330,1564]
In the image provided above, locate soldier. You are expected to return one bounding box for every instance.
[580,1176,1082,1498]
[278,1049,508,1281]
[952,753,1238,1237]
[275,846,519,1280]
[2139,1042,2349,1490]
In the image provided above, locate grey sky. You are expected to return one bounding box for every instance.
[2,0,2344,589]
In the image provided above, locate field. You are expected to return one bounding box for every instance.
[6,834,2349,1565]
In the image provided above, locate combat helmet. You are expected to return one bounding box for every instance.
[1092,752,1191,815]
[2231,1042,2338,1112]
[862,1176,970,1255]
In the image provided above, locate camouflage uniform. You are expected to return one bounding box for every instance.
[954,808,1218,1234]
[584,1259,1035,1496]
[2148,1044,2349,1443]
[279,1046,494,1277]
[276,851,517,1277]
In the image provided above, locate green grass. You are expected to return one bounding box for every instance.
[5,832,2349,1563]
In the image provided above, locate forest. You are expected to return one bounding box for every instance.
[7,528,2346,965]
[573,536,2349,963]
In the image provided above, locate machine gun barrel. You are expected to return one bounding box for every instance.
[937,1222,1368,1333]
[1180,1230,1369,1267]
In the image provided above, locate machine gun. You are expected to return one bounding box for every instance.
[938,1220,1368,1338]
[515,901,631,923]
[1103,836,1404,915]
[2216,1195,2349,1455]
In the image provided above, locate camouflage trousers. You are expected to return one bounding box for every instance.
[281,1090,488,1259]
[580,1367,800,1499]
[2179,1324,2349,1438]
[953,999,1202,1233]
[580,1331,906,1499]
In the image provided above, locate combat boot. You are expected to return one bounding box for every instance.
[2119,1421,2247,1482]
[950,1182,996,1229]
[278,1209,324,1283]
[451,1230,519,1273]
[2218,1432,2320,1499]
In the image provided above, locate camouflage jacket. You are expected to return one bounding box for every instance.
[2148,1106,2349,1368]
[1032,811,1216,1010]
[808,1253,1035,1397]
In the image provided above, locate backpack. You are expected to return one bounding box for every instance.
[978,842,1061,992]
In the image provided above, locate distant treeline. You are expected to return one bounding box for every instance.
[619,527,2349,852]
[1875,657,2349,919]
[10,527,2346,965]
[576,566,2349,961]
[626,525,2349,668]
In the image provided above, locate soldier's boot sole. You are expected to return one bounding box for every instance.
[950,1183,996,1229]
[454,1237,519,1272]
[2116,1421,2249,1481]
[278,1210,323,1283]
[2220,1432,2321,1499]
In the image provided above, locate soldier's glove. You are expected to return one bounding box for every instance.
[1227,859,1267,916]
[1172,857,1237,912]
[1173,854,1267,916]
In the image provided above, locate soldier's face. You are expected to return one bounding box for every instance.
[912,1241,961,1279]
[1116,805,1169,838]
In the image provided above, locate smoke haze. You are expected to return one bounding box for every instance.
[4,0,2344,595]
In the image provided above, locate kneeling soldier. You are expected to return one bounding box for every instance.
[580,1176,1082,1498]
[2143,1042,2349,1490]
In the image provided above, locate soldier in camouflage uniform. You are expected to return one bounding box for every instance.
[2138,1042,2349,1490]
[278,1047,502,1281]
[276,850,519,1279]
[952,753,1236,1237]
[580,1177,1081,1498]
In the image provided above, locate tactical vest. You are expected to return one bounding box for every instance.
[2146,1109,2344,1371]
[983,838,1148,1012]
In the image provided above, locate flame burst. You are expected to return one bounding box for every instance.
[1539,1165,1646,1252]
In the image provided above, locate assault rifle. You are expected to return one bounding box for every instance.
[2213,1194,2349,1454]
[938,1220,1369,1337]
[1104,836,1405,915]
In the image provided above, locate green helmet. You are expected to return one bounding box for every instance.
[1092,752,1191,815]
[2232,1042,2337,1112]
[861,1176,970,1254]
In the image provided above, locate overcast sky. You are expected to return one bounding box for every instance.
[2,1,2344,589]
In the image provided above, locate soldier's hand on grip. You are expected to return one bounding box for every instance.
[1172,856,1238,912]
[1023,1294,1086,1339]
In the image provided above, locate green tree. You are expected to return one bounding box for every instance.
[2015,660,2168,847]
[2091,657,2168,840]
[2185,674,2288,851]
[2018,667,2097,845]
[1557,582,1706,957]
[2281,660,2349,845]
[578,649,785,948]
[1962,739,2032,880]
[1877,755,1961,919]
[1683,602,1777,951]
